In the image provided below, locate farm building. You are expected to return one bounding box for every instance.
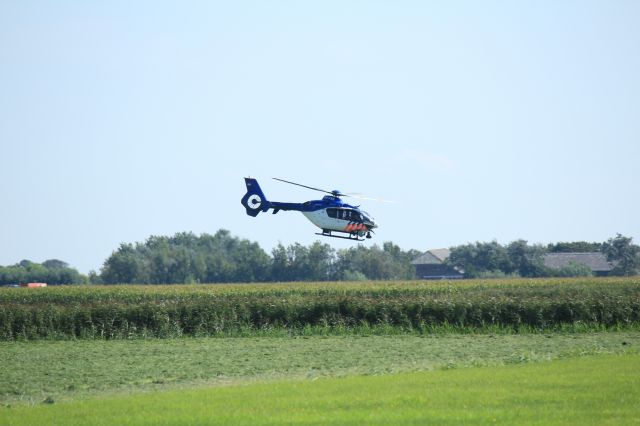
[411,248,464,280]
[542,252,614,276]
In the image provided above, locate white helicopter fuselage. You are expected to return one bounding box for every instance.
[302,209,376,236]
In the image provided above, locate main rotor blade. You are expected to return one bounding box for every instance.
[272,178,333,195]
[344,192,396,203]
[350,195,396,204]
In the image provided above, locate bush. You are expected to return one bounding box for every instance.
[548,261,593,278]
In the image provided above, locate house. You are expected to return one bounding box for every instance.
[542,252,614,276]
[411,248,464,280]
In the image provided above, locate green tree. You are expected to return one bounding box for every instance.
[88,270,103,284]
[306,242,336,281]
[270,243,289,282]
[285,243,311,280]
[547,241,602,253]
[602,234,640,276]
[42,259,69,269]
[101,244,147,284]
[506,240,547,277]
[100,230,272,284]
[447,241,512,278]
[0,259,86,285]
[335,242,417,280]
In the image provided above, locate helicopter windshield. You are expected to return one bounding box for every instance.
[360,211,373,223]
[326,208,367,222]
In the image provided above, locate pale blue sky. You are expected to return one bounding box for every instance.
[1,1,639,273]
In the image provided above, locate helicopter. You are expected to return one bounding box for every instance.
[240,177,379,241]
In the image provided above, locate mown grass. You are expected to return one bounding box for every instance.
[1,278,639,339]
[2,353,638,425]
[1,332,638,406]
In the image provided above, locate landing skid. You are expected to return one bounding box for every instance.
[315,230,367,241]
[315,232,365,241]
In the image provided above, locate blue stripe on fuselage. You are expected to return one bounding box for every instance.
[269,196,357,212]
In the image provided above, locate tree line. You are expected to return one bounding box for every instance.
[445,234,640,278]
[1,231,638,285]
[0,259,87,285]
[97,230,421,284]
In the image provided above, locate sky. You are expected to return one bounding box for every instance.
[1,1,639,273]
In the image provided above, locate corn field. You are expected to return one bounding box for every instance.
[1,277,639,339]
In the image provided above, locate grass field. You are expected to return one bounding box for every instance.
[2,278,639,424]
[2,353,638,425]
[1,332,637,406]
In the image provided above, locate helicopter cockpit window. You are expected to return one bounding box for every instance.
[329,209,361,221]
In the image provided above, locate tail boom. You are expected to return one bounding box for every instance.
[241,178,311,217]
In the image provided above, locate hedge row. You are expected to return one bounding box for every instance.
[1,280,639,339]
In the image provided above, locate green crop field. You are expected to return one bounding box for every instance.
[1,278,639,424]
[1,277,639,339]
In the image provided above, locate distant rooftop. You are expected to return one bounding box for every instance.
[411,248,451,265]
[543,252,613,272]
